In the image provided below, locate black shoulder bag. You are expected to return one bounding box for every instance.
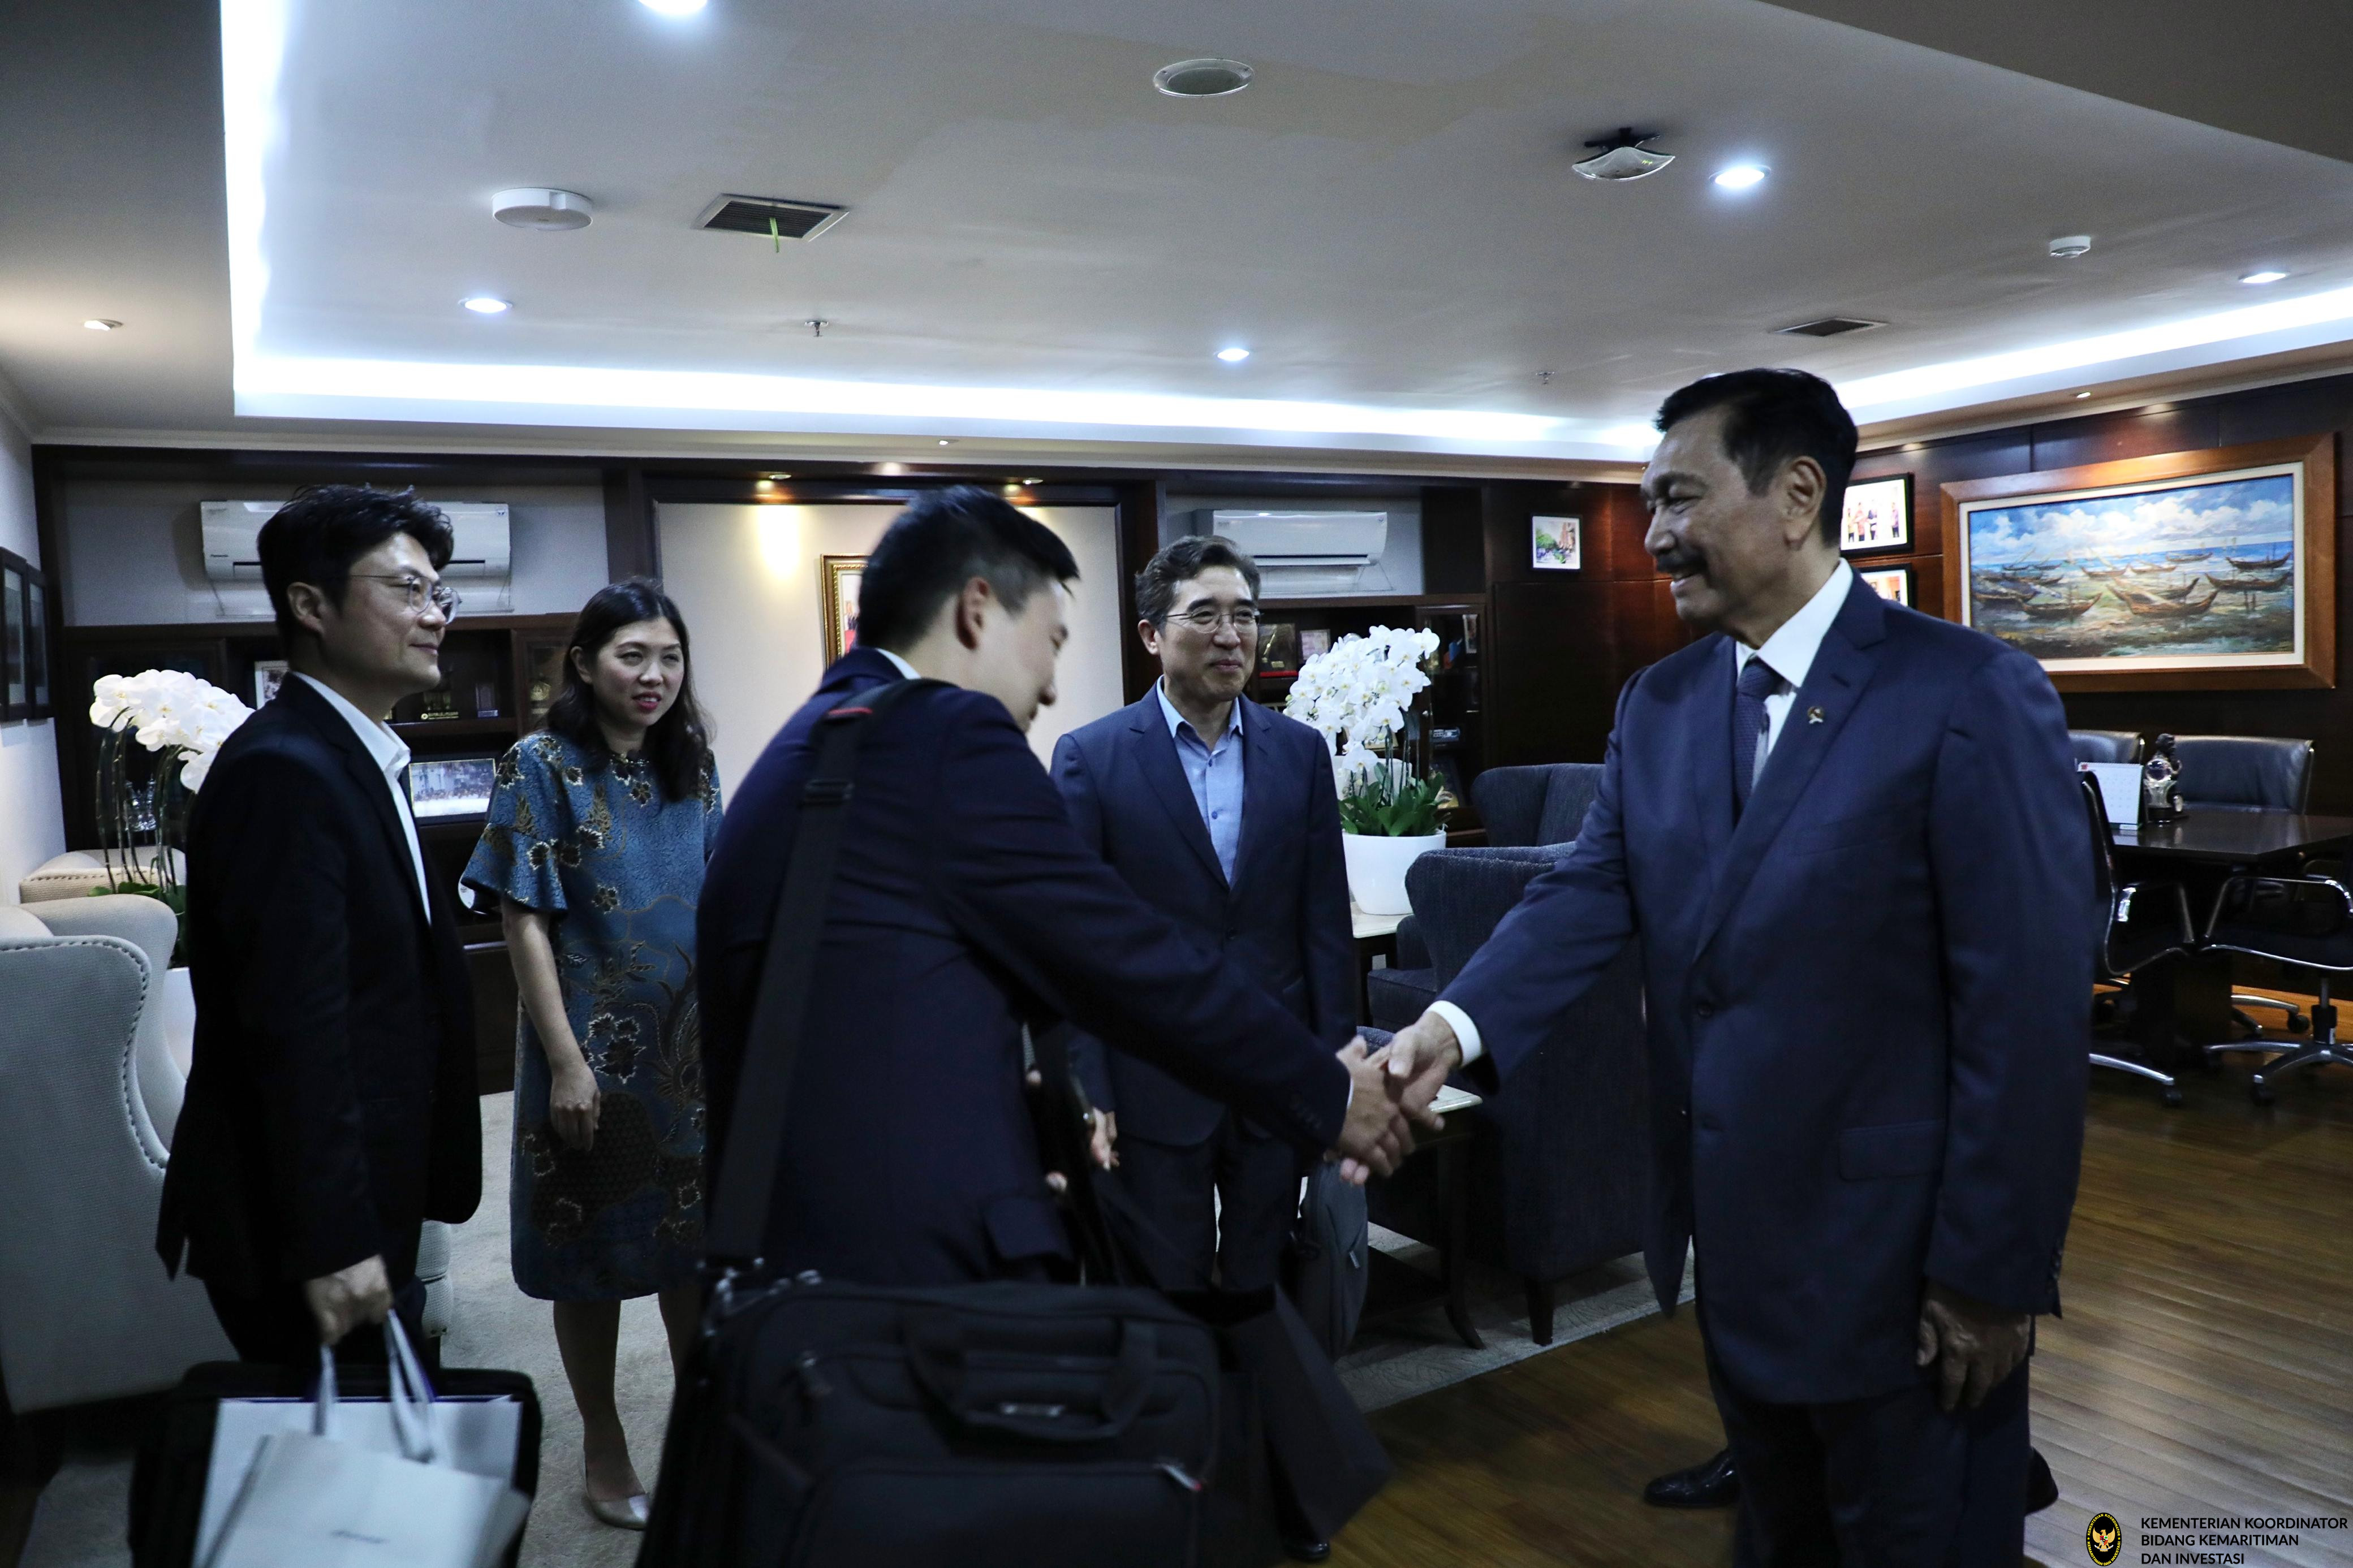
[640,682,1320,1568]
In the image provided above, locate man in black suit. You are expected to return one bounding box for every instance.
[157,485,482,1364]
[1383,371,2091,1565]
[1051,537,1356,1295]
[699,489,1412,1289]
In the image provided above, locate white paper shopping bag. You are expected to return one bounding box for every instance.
[201,1319,529,1568]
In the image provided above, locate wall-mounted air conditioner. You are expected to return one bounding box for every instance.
[1185,510,1388,596]
[200,501,512,582]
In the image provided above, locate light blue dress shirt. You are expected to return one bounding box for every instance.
[1156,680,1246,883]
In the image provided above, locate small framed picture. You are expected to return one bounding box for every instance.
[1859,565,1913,607]
[1,552,26,723]
[1532,515,1581,571]
[24,574,48,719]
[407,754,500,820]
[252,659,291,707]
[821,555,867,664]
[1298,628,1332,663]
[1841,475,1912,555]
[524,640,566,724]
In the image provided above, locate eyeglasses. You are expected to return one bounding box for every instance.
[351,573,461,619]
[1165,606,1261,634]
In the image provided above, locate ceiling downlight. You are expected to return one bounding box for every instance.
[1153,58,1252,98]
[1774,316,1885,339]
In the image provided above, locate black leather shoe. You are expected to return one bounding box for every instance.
[1643,1448,1738,1509]
[1282,1534,1331,1563]
[2025,1447,2058,1515]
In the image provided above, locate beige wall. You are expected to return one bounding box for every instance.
[656,502,1126,799]
[0,397,64,900]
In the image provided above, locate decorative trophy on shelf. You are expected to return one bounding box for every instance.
[2141,733,2184,824]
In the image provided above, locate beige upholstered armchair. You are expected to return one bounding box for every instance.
[0,895,230,1414]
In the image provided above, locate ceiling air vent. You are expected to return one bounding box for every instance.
[696,194,848,241]
[1773,316,1885,339]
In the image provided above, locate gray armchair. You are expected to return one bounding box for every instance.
[0,897,232,1416]
[1363,846,1650,1344]
[1376,763,1606,1021]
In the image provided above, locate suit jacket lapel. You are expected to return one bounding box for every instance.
[1693,578,1889,964]
[282,678,433,935]
[1128,697,1228,888]
[1227,697,1277,899]
[1685,635,1736,885]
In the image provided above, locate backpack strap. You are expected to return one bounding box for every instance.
[707,679,944,1264]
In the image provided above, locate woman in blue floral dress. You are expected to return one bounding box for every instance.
[464,578,719,1530]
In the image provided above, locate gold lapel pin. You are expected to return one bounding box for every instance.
[1807,706,1826,724]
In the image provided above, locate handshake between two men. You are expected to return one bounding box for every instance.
[1325,1014,1466,1184]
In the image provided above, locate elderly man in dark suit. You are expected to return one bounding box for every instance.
[1384,369,2092,1566]
[158,485,481,1364]
[1050,536,1356,1297]
[698,488,1411,1291]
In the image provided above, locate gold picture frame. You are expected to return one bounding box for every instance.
[821,555,867,664]
[1941,434,2336,691]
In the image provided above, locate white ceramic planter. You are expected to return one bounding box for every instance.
[1343,831,1445,917]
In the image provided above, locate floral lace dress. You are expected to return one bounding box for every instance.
[463,732,722,1301]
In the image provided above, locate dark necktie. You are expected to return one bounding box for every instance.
[1733,656,1781,816]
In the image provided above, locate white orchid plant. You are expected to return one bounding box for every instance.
[1285,625,1450,837]
[88,669,253,931]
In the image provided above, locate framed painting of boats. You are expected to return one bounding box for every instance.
[1941,434,2335,691]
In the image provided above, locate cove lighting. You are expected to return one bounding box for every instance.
[638,0,706,14]
[1712,164,1768,191]
[1837,281,2353,414]
[1216,347,1251,363]
[2241,270,2289,286]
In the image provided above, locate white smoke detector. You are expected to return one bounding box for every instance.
[493,188,594,231]
[1574,128,1674,182]
[2049,234,2092,259]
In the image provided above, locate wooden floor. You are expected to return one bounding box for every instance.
[1333,1038,2353,1567]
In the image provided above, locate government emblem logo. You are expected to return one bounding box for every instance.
[2085,1511,2122,1565]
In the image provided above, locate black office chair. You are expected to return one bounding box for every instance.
[2201,876,2353,1103]
[2068,729,2141,765]
[2079,776,2190,1106]
[2167,735,2317,1035]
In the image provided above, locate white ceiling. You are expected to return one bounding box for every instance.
[7,0,2353,468]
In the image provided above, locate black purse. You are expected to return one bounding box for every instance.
[638,681,1382,1568]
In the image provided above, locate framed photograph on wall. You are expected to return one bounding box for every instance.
[1532,515,1581,570]
[821,555,866,663]
[1840,475,1911,555]
[1,551,26,722]
[1858,565,1912,607]
[524,640,565,724]
[252,658,291,707]
[24,572,49,719]
[1942,433,2335,690]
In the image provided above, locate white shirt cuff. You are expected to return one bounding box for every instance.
[1424,1000,1484,1065]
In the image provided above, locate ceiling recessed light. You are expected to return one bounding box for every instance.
[1216,346,1251,363]
[937,438,956,446]
[2240,270,2289,286]
[461,296,511,314]
[638,0,706,14]
[2049,235,2092,260]
[1574,128,1674,182]
[2075,391,2092,399]
[82,318,122,331]
[1153,58,1252,98]
[1712,164,1768,191]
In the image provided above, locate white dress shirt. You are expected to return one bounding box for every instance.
[873,646,920,680]
[1427,561,1855,1066]
[293,673,432,921]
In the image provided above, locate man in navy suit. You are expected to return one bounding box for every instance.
[1383,370,2093,1565]
[1051,535,1357,1297]
[699,489,1412,1290]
